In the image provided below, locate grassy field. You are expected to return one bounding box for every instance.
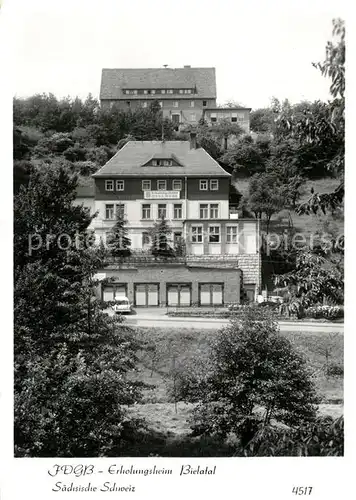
[127,326,343,451]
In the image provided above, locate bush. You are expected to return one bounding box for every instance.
[305,305,344,320]
[324,362,344,377]
[72,161,98,176]
[86,146,115,166]
[234,415,343,456]
[179,307,319,438]
[63,143,87,162]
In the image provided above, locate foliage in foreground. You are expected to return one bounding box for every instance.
[14,166,144,457]
[172,308,319,440]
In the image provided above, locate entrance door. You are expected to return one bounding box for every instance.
[134,283,159,307]
[167,284,192,307]
[199,283,224,306]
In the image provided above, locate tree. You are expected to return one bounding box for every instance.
[220,135,269,175]
[107,210,131,258]
[274,251,344,316]
[248,172,288,232]
[14,165,144,456]
[278,19,345,213]
[149,215,175,258]
[250,107,276,134]
[177,307,318,440]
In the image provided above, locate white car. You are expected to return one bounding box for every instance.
[112,296,132,314]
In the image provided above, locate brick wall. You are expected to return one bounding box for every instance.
[99,263,241,306]
[236,254,261,288]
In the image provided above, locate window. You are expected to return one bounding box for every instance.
[144,90,148,95]
[161,89,166,94]
[142,101,148,108]
[200,204,209,219]
[210,204,219,219]
[172,179,182,190]
[142,204,151,220]
[105,180,114,191]
[211,113,217,123]
[184,89,192,94]
[191,226,203,243]
[142,180,151,191]
[179,89,184,94]
[157,180,167,190]
[116,204,125,218]
[210,179,219,190]
[126,101,131,107]
[209,226,220,243]
[133,90,138,95]
[231,113,237,123]
[158,204,167,218]
[116,180,124,191]
[190,113,196,122]
[173,101,179,108]
[199,179,208,191]
[173,204,182,219]
[142,232,150,246]
[152,160,158,166]
[227,226,238,243]
[159,102,163,108]
[105,204,115,220]
[163,159,172,166]
[167,89,173,94]
[203,100,207,106]
[190,101,195,107]
[151,90,156,95]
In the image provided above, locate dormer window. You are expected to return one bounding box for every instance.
[143,156,182,168]
[151,159,172,166]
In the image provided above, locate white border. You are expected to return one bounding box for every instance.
[1,1,355,499]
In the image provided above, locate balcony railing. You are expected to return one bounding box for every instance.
[104,250,238,266]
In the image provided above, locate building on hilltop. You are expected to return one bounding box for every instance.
[100,66,217,128]
[74,134,261,306]
[99,66,251,133]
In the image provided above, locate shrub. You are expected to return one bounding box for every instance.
[63,143,87,162]
[324,362,344,377]
[72,161,98,176]
[181,307,319,438]
[233,415,343,456]
[305,305,344,320]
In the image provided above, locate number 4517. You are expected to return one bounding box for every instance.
[292,487,313,495]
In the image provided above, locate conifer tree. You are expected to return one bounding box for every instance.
[107,210,131,258]
[149,215,175,258]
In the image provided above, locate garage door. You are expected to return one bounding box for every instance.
[103,284,127,302]
[167,284,191,307]
[134,284,159,307]
[199,283,224,306]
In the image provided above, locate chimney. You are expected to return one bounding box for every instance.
[190,131,197,149]
[184,65,191,68]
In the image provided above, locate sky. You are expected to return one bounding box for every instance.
[7,0,347,109]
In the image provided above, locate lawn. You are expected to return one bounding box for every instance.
[127,326,343,447]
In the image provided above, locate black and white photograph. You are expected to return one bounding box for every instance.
[1,0,353,497]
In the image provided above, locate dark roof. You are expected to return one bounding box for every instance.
[100,67,216,100]
[76,176,95,197]
[92,141,231,178]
